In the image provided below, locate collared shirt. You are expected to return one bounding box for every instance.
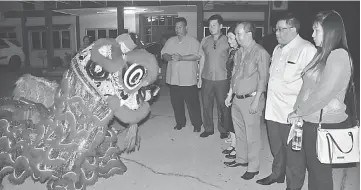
[265,35,317,124]
[199,35,229,81]
[161,35,200,86]
[231,40,270,95]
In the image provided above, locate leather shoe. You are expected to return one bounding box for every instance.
[225,154,236,159]
[200,131,214,138]
[220,133,228,139]
[241,171,259,180]
[193,127,201,132]
[174,125,185,130]
[224,160,248,167]
[256,175,285,185]
[222,146,235,154]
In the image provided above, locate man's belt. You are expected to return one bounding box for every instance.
[235,92,256,99]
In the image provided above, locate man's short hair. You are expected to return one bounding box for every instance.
[238,22,256,39]
[174,17,187,26]
[208,14,224,25]
[278,13,301,32]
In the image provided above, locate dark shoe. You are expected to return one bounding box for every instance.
[220,133,228,139]
[241,171,259,180]
[225,154,236,159]
[285,188,301,190]
[256,175,285,185]
[174,125,185,130]
[223,160,248,167]
[200,131,214,138]
[222,146,235,154]
[193,127,201,132]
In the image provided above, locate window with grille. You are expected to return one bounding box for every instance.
[30,30,71,50]
[0,32,17,39]
[85,28,118,41]
[143,15,177,43]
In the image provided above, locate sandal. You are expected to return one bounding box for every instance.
[222,146,235,154]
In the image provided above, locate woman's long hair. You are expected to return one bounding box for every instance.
[304,10,350,75]
[227,25,240,49]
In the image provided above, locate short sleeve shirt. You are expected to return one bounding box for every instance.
[161,35,200,86]
[265,35,317,124]
[199,35,229,81]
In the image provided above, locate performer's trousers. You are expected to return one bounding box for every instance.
[169,84,202,129]
[266,120,306,189]
[232,96,263,172]
[201,78,232,134]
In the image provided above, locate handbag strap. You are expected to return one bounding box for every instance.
[318,51,359,128]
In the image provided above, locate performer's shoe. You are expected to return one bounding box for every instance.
[174,125,185,130]
[225,153,236,159]
[256,175,285,185]
[222,146,235,154]
[200,131,214,138]
[220,133,228,139]
[224,160,248,167]
[241,171,259,180]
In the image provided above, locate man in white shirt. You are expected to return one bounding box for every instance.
[256,14,317,190]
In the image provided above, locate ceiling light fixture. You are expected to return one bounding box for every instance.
[97,7,163,14]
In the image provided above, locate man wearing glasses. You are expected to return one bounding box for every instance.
[197,14,231,139]
[257,13,317,190]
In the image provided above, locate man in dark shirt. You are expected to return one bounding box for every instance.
[198,14,231,139]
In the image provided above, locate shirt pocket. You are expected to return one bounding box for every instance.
[283,59,300,83]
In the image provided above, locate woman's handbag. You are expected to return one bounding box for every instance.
[316,55,360,164]
[316,112,359,164]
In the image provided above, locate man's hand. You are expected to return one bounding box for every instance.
[225,94,233,107]
[172,53,182,61]
[162,54,173,62]
[249,99,259,114]
[287,111,301,125]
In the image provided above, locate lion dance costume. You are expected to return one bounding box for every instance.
[0,34,159,190]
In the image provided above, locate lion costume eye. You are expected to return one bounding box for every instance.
[123,64,146,90]
[85,60,109,81]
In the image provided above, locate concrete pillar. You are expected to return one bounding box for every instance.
[117,4,125,35]
[76,16,80,51]
[265,2,271,35]
[196,2,204,41]
[44,2,54,69]
[20,4,30,68]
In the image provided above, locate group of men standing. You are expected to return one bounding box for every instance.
[161,13,316,190]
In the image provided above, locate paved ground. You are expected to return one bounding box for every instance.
[0,68,359,190]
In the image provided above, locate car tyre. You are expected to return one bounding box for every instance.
[8,55,21,72]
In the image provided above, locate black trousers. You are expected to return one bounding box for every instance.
[266,120,306,189]
[303,119,349,190]
[169,84,202,129]
[201,79,232,134]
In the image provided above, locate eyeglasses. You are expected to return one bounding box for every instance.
[275,27,293,33]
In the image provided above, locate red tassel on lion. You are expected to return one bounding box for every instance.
[0,33,160,190]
